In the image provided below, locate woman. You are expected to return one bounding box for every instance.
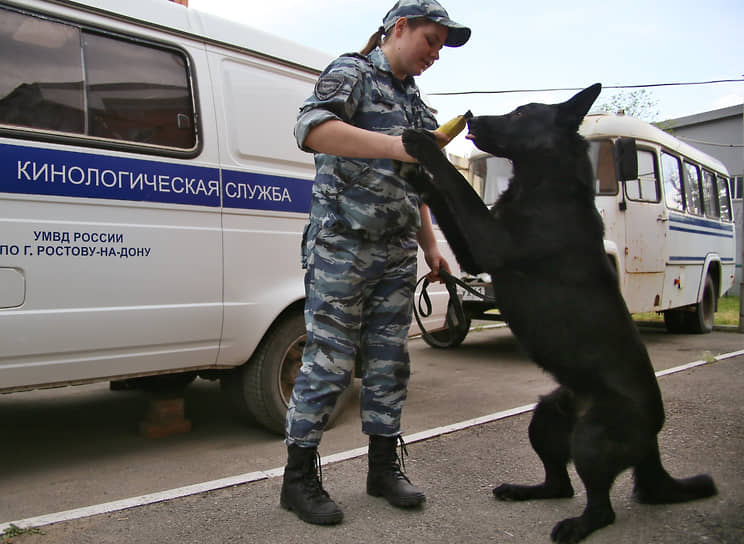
[281,0,470,525]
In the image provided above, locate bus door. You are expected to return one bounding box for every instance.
[621,148,666,310]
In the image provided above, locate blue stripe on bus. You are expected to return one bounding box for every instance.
[669,256,736,263]
[669,225,734,238]
[669,213,734,233]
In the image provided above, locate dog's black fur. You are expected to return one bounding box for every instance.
[401,84,717,543]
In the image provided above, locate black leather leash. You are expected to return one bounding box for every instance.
[413,268,497,349]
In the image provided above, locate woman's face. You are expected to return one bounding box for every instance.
[389,19,448,78]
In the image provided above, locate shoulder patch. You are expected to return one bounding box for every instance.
[314,73,346,101]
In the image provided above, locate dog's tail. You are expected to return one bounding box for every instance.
[632,444,717,504]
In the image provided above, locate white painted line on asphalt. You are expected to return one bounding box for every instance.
[2,347,742,533]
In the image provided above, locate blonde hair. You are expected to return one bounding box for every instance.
[360,27,385,55]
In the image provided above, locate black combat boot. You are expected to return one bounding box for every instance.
[367,435,426,507]
[280,445,343,525]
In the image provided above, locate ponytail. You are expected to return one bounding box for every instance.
[361,18,428,55]
[360,26,385,55]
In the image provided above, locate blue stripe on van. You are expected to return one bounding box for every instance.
[221,169,312,213]
[0,143,314,213]
[1,143,221,207]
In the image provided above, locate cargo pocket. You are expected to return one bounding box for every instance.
[334,160,389,233]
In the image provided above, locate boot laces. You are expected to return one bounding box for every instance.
[393,435,411,482]
[303,451,331,499]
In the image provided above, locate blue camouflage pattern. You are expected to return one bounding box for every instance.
[294,47,438,239]
[286,47,437,446]
[285,227,419,446]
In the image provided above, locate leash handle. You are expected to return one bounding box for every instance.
[438,268,497,304]
[414,269,481,349]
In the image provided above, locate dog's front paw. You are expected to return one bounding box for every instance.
[402,128,440,163]
[395,161,433,197]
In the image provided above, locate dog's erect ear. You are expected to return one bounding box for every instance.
[557,83,602,129]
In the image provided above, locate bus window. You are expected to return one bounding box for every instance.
[626,149,659,202]
[683,161,703,215]
[661,151,684,211]
[717,175,732,221]
[702,170,719,219]
[589,139,618,195]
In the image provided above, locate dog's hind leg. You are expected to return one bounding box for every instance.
[632,441,717,504]
[551,399,642,543]
[493,387,576,501]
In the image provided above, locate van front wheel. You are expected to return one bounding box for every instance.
[222,310,305,435]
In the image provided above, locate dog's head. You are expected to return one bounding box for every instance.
[466,83,602,159]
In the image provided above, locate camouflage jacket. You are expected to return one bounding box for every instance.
[295,47,438,240]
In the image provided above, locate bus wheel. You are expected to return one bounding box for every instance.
[663,308,687,333]
[687,274,716,334]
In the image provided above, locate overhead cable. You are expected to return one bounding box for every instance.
[428,78,744,96]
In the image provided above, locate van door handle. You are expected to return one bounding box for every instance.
[657,215,669,223]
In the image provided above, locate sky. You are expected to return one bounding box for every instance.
[189,0,744,156]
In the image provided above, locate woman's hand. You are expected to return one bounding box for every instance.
[424,248,451,283]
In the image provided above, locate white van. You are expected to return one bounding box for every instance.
[0,0,455,434]
[466,113,736,334]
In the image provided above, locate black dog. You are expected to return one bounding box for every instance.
[401,83,717,543]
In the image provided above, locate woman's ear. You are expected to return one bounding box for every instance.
[392,16,408,38]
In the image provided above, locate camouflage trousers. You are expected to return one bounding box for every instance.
[285,225,419,447]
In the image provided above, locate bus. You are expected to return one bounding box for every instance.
[463,113,736,335]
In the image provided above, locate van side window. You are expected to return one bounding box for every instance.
[83,33,195,148]
[626,149,659,202]
[683,161,703,216]
[717,175,732,221]
[660,151,684,211]
[702,170,719,219]
[0,8,84,133]
[0,7,196,150]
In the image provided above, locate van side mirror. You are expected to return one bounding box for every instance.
[614,137,638,181]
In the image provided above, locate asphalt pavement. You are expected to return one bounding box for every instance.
[3,326,742,544]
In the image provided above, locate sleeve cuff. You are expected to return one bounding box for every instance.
[294,109,342,153]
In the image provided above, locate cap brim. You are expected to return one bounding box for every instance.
[443,25,470,47]
[384,14,471,48]
[430,16,471,47]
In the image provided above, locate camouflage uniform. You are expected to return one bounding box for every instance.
[286,47,438,447]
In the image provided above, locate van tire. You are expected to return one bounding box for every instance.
[220,311,305,435]
[687,274,716,334]
[222,310,352,435]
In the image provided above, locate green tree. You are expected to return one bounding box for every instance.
[597,89,660,121]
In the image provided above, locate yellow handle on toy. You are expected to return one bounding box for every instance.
[434,110,473,148]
